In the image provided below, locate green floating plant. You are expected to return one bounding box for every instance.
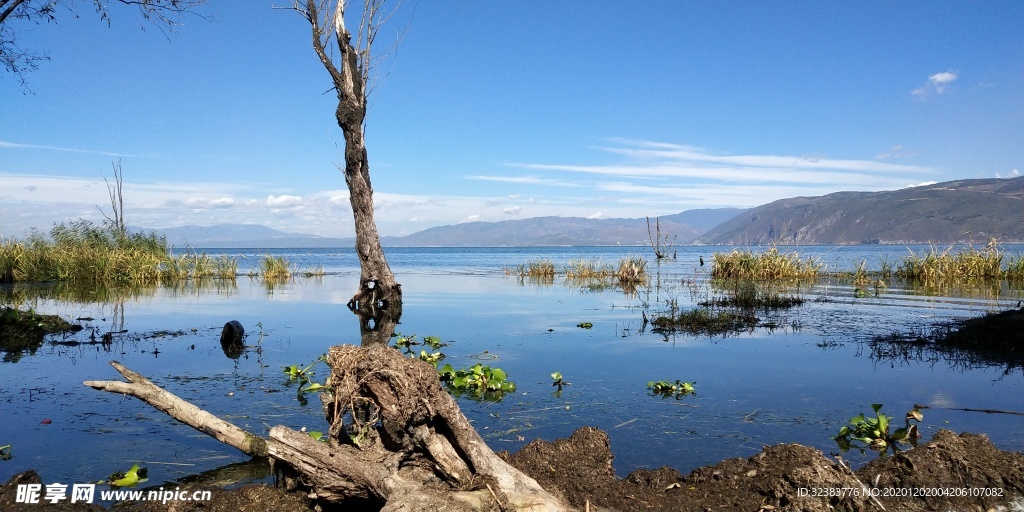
[551,371,570,392]
[108,464,148,487]
[833,403,922,454]
[647,379,696,399]
[438,363,516,400]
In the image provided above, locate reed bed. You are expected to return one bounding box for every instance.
[895,240,1020,281]
[0,220,241,284]
[711,247,822,280]
[563,257,614,279]
[504,259,556,278]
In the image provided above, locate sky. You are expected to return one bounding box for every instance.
[2,1,1022,239]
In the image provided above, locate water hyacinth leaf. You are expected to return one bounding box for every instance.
[907,409,923,422]
[552,372,562,381]
[302,383,325,392]
[491,367,507,382]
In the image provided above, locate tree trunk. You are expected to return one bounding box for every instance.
[301,0,402,311]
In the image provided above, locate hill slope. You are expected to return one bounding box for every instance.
[697,177,1024,245]
[388,216,703,247]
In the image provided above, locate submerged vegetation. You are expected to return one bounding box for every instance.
[507,255,649,291]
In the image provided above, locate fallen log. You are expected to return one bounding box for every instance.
[83,344,574,511]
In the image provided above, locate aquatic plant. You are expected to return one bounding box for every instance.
[711,247,822,280]
[0,220,246,283]
[551,371,569,392]
[437,363,516,399]
[616,255,649,285]
[833,403,922,454]
[564,257,613,279]
[651,308,757,336]
[704,279,805,310]
[261,255,295,279]
[895,239,1022,282]
[505,259,556,278]
[647,379,696,399]
[417,349,445,368]
[108,463,149,487]
[0,444,11,460]
[302,264,326,277]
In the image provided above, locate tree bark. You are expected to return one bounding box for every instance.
[83,361,268,457]
[301,0,402,310]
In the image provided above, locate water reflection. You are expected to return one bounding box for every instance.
[2,257,1024,489]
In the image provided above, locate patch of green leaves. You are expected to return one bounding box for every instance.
[551,371,570,392]
[833,403,923,454]
[438,362,516,401]
[108,464,148,487]
[647,379,696,399]
[283,354,330,405]
[576,322,593,329]
[0,444,11,460]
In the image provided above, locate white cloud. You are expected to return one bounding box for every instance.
[503,205,521,215]
[462,214,481,222]
[996,169,1021,178]
[265,194,303,207]
[913,70,958,98]
[586,212,602,219]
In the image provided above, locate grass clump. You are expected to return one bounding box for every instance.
[895,239,1022,282]
[711,247,822,280]
[651,308,757,336]
[704,280,805,310]
[616,255,648,285]
[505,259,556,278]
[260,255,295,279]
[564,257,613,279]
[0,220,244,283]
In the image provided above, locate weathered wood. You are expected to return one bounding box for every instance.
[83,361,267,457]
[84,349,575,511]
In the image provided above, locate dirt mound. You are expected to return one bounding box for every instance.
[4,427,1023,511]
[502,427,1024,512]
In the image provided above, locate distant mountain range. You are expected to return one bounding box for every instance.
[153,208,745,248]
[149,176,1024,248]
[698,176,1024,245]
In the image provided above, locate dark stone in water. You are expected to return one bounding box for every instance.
[220,320,245,359]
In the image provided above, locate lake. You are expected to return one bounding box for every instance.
[2,245,1023,494]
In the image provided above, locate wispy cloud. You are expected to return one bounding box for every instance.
[506,139,931,191]
[0,140,152,158]
[912,70,958,98]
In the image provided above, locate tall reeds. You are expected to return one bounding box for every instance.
[711,247,822,280]
[0,220,240,284]
[895,240,1017,281]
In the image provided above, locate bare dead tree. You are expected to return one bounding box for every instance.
[647,216,677,260]
[291,0,404,324]
[2,0,210,90]
[98,158,126,238]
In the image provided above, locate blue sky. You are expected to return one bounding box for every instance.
[2,1,1022,239]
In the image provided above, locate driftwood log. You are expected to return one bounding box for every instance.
[84,344,572,511]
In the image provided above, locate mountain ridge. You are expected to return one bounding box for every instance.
[698,176,1024,245]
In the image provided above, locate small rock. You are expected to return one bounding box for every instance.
[746,469,757,477]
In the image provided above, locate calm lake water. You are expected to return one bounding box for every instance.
[2,245,1023,493]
